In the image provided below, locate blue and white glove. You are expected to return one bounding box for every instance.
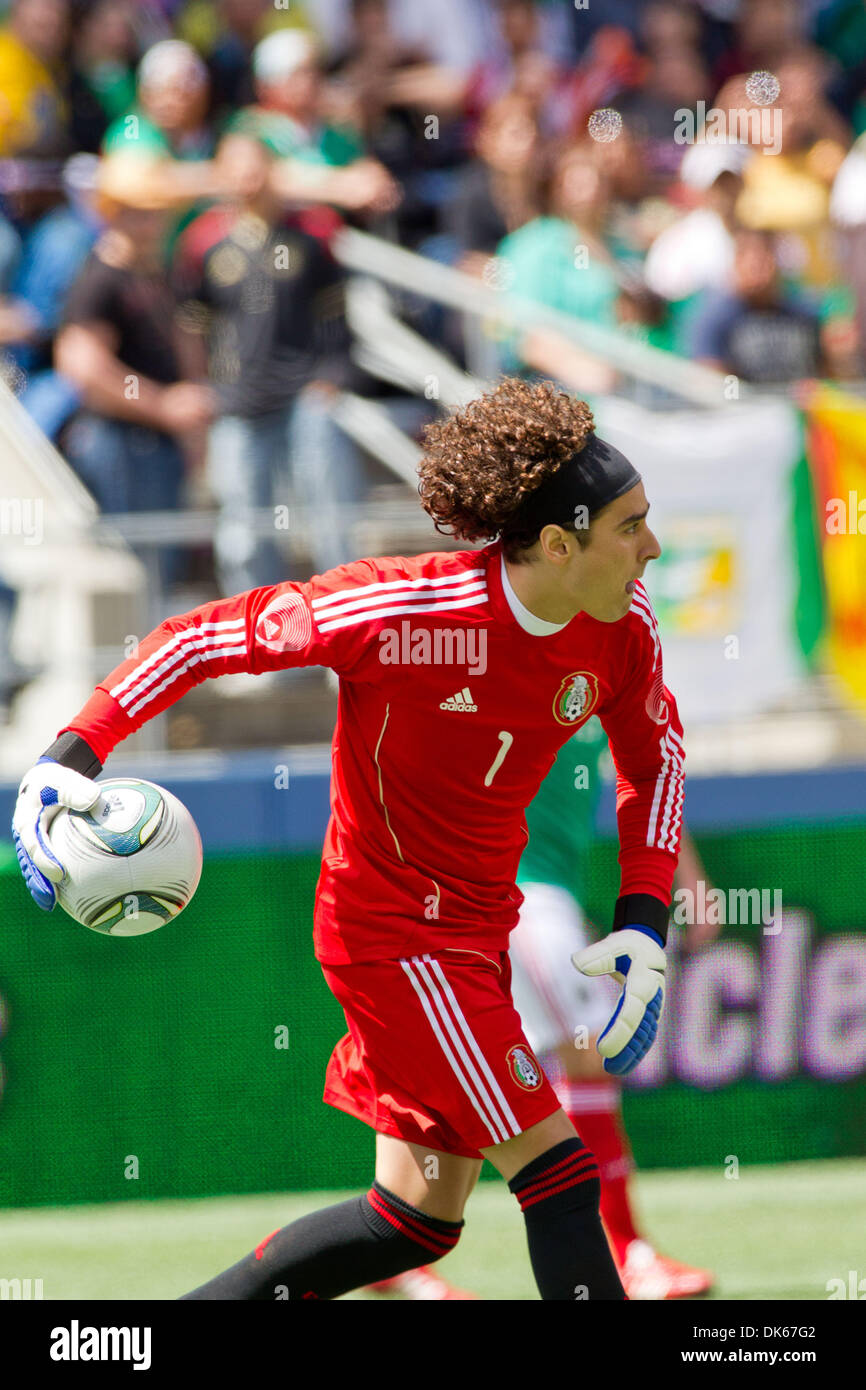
[11,758,101,910]
[572,926,666,1076]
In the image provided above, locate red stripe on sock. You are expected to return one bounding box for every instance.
[518,1165,600,1211]
[514,1148,595,1202]
[366,1189,458,1256]
[254,1228,280,1261]
[370,1190,460,1252]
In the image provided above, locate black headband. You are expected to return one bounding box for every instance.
[503,433,641,540]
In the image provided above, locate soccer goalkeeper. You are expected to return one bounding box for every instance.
[372,730,714,1301]
[13,379,682,1301]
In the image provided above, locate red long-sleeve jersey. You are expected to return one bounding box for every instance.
[61,541,684,964]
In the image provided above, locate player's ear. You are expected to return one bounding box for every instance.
[539,524,570,563]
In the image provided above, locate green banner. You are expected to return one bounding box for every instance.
[1,820,865,1208]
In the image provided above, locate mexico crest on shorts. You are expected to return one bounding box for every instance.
[506,1044,543,1091]
[552,671,599,726]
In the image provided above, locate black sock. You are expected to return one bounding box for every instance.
[509,1137,626,1301]
[180,1181,463,1300]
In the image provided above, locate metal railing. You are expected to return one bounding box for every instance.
[334,227,735,407]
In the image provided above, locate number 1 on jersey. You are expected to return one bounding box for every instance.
[484,730,514,787]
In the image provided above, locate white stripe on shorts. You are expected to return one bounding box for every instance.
[400,955,521,1145]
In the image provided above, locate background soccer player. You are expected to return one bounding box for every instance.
[13,378,683,1301]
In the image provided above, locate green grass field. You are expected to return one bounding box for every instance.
[0,1158,862,1301]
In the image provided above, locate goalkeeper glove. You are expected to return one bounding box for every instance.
[572,925,666,1076]
[12,756,101,910]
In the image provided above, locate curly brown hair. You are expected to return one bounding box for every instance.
[418,378,594,561]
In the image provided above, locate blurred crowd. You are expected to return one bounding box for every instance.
[2,0,866,708]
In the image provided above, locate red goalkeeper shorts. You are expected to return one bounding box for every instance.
[321,947,560,1158]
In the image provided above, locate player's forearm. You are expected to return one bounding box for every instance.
[61,685,151,765]
[615,786,681,926]
[76,374,168,428]
[54,328,171,428]
[617,839,678,917]
[606,678,684,927]
[103,157,222,208]
[270,158,352,204]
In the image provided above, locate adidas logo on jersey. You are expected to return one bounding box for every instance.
[440,687,477,713]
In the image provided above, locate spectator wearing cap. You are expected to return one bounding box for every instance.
[174,131,369,593]
[235,28,361,161]
[98,39,236,244]
[233,28,399,216]
[0,0,70,156]
[103,39,214,163]
[643,140,749,352]
[54,160,216,590]
[186,0,293,115]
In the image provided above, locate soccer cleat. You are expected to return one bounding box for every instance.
[619,1239,714,1300]
[367,1266,479,1300]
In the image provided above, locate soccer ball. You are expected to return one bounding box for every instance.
[47,779,203,936]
